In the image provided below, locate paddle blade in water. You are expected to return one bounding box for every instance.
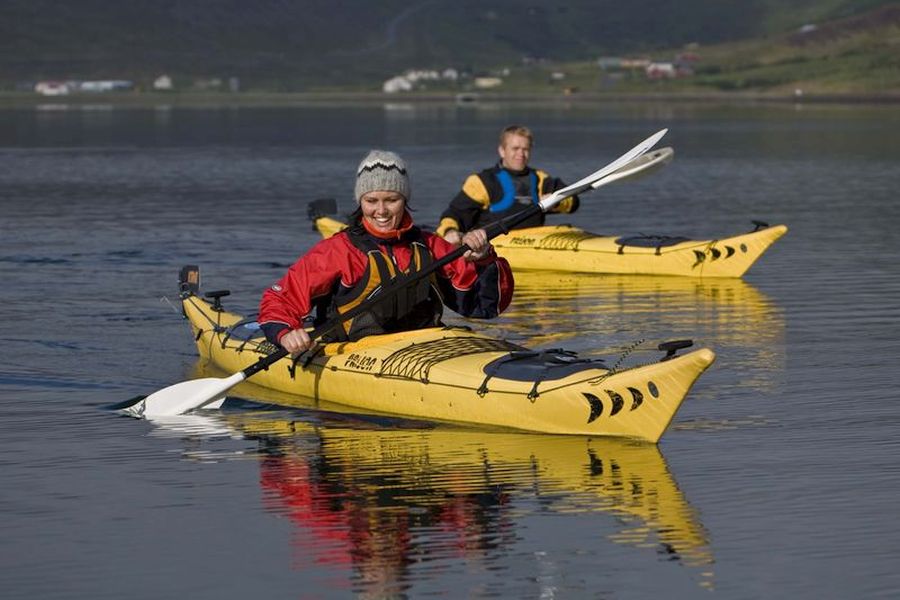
[124,373,245,418]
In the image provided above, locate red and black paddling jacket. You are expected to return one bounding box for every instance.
[259,211,514,345]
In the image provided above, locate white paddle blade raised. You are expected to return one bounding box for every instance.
[125,372,246,418]
[592,147,674,188]
[539,128,668,212]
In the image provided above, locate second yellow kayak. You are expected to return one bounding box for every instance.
[313,215,786,278]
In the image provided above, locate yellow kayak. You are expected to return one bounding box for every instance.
[181,281,715,442]
[313,215,786,278]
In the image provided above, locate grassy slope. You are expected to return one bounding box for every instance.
[0,0,896,94]
[491,4,900,95]
[680,4,900,93]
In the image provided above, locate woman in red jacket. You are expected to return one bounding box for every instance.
[259,149,514,355]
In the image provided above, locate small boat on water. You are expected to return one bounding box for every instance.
[176,267,715,442]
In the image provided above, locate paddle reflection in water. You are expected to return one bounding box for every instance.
[150,408,715,594]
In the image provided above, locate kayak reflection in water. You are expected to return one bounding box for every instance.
[436,124,579,246]
[245,420,715,594]
[258,434,515,595]
[259,150,514,356]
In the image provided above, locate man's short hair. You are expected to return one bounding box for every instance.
[499,124,533,147]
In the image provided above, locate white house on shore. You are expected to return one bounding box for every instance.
[77,80,133,92]
[34,81,71,95]
[153,75,174,91]
[34,79,134,95]
[383,76,414,93]
[645,63,677,79]
[382,67,464,93]
[473,77,503,89]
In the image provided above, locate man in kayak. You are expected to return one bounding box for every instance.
[436,124,579,246]
[259,149,514,355]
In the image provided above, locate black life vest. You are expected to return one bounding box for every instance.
[317,224,444,342]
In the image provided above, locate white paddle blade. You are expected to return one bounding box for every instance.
[126,372,246,418]
[539,128,668,212]
[592,147,674,188]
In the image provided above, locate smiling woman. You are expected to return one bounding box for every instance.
[256,149,514,357]
[359,190,406,233]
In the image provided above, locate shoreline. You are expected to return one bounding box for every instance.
[2,90,899,108]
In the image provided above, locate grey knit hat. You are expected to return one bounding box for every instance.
[354,149,410,202]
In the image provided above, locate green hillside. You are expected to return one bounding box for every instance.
[500,4,900,96]
[0,0,896,94]
[688,5,900,94]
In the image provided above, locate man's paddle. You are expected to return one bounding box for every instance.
[307,145,674,240]
[590,146,673,189]
[127,129,667,418]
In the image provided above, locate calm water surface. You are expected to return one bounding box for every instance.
[1,101,899,598]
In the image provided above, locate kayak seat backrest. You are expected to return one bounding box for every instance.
[224,317,265,341]
[481,349,606,382]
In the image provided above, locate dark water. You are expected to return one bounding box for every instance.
[1,101,899,598]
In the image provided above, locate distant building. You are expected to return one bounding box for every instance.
[405,69,439,82]
[672,53,697,77]
[153,75,174,91]
[383,76,413,93]
[474,77,503,89]
[77,80,133,92]
[34,81,71,96]
[645,63,676,79]
[381,66,467,92]
[621,58,651,69]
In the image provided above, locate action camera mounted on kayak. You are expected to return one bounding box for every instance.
[180,265,229,311]
[179,265,200,296]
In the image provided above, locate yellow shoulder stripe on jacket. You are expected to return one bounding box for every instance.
[462,174,491,209]
[436,217,460,237]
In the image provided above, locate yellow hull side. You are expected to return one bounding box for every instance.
[492,224,787,277]
[184,296,714,442]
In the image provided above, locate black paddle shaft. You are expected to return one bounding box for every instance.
[242,203,550,378]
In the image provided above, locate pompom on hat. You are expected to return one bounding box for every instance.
[354,149,410,203]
